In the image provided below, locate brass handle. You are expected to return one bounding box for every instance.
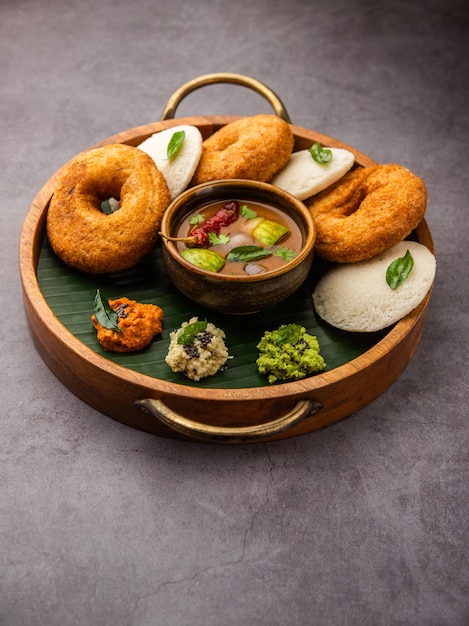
[160,72,292,123]
[135,398,322,444]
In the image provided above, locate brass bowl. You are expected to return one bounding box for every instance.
[159,179,316,314]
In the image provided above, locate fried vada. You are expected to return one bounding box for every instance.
[191,114,294,185]
[307,164,427,263]
[46,144,171,273]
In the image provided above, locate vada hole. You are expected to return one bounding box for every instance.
[341,189,367,217]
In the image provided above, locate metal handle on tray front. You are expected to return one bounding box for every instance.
[135,398,323,444]
[160,72,292,123]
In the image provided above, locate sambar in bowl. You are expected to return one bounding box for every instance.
[159,179,316,314]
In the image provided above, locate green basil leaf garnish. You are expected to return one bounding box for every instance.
[308,142,332,165]
[386,249,414,289]
[226,246,272,262]
[167,130,186,160]
[93,289,121,332]
[177,319,208,345]
[274,323,304,345]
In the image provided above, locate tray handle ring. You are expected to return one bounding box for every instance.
[135,398,322,444]
[160,72,292,123]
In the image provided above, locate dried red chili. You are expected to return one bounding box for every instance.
[189,201,240,247]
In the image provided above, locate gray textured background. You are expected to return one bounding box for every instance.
[1,0,468,625]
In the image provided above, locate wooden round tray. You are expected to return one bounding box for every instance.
[19,74,435,443]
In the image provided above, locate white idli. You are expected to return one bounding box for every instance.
[312,241,436,332]
[271,147,355,200]
[138,125,203,199]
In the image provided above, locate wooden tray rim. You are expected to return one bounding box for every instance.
[19,116,434,405]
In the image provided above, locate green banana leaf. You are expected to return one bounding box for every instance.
[37,240,389,389]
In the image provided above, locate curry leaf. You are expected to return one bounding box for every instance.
[226,246,272,262]
[93,290,121,332]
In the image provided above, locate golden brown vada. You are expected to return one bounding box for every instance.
[307,164,427,263]
[191,114,294,185]
[46,144,171,273]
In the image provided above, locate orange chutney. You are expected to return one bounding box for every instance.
[92,297,163,352]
